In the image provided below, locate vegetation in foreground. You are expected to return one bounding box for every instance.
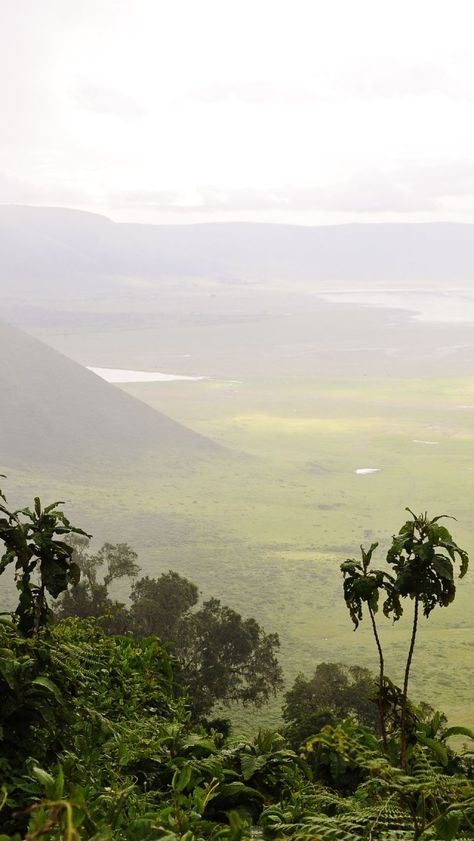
[0,487,473,840]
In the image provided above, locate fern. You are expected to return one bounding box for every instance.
[293,723,474,840]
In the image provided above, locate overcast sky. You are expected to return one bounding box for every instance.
[2,0,474,225]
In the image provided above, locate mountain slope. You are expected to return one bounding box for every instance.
[1,206,474,302]
[0,320,216,471]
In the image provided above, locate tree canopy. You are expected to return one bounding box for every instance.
[283,662,379,749]
[58,540,283,718]
[173,596,283,717]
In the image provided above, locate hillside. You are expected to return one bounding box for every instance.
[2,206,474,304]
[0,319,216,472]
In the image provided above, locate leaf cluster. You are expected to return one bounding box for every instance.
[386,510,469,618]
[0,489,90,635]
[341,511,469,631]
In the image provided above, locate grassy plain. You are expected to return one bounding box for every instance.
[66,372,473,732]
[6,371,473,730]
[6,279,474,734]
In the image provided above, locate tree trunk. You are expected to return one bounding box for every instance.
[400,595,419,769]
[368,604,388,752]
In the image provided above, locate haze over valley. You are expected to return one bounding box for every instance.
[1,205,473,730]
[4,5,474,835]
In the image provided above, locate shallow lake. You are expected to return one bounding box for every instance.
[88,367,207,383]
[318,287,474,323]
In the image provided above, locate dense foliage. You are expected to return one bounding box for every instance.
[283,663,380,751]
[57,544,283,719]
[0,617,299,839]
[1,492,473,840]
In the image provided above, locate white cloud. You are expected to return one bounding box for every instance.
[185,80,321,105]
[3,0,474,223]
[0,172,45,204]
[328,56,474,101]
[72,81,145,118]
[107,161,474,216]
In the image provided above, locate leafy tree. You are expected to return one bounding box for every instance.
[340,542,396,749]
[57,538,139,632]
[341,509,469,768]
[172,596,284,717]
[97,541,140,587]
[0,487,89,636]
[223,729,306,806]
[283,662,379,751]
[59,558,283,719]
[385,510,468,767]
[0,617,183,835]
[130,571,199,640]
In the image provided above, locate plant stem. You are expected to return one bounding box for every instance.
[400,595,419,769]
[368,604,388,752]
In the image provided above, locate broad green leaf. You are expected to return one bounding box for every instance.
[432,555,453,580]
[218,781,263,800]
[434,810,463,841]
[31,675,63,702]
[240,753,267,781]
[444,725,474,741]
[52,765,64,799]
[417,735,448,766]
[44,501,65,514]
[31,765,55,788]
[172,764,192,792]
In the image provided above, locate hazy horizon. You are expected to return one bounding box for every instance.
[8,201,474,228]
[3,1,474,226]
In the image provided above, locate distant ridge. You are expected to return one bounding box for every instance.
[0,319,217,472]
[1,206,474,298]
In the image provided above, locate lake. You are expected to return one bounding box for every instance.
[88,367,207,383]
[318,287,474,323]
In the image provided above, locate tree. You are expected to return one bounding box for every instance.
[57,539,139,632]
[340,542,395,750]
[386,510,469,768]
[0,487,89,636]
[282,662,379,750]
[58,559,283,719]
[341,509,469,768]
[172,596,283,718]
[130,571,199,640]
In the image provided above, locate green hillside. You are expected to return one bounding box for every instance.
[0,319,217,472]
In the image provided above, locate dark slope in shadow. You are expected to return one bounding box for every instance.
[0,319,218,474]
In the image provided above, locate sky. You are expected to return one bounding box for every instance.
[2,0,474,225]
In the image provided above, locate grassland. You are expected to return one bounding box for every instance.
[5,271,474,734]
[7,371,470,731]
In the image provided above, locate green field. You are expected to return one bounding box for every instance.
[7,369,472,731]
[4,262,474,735]
[119,373,474,727]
